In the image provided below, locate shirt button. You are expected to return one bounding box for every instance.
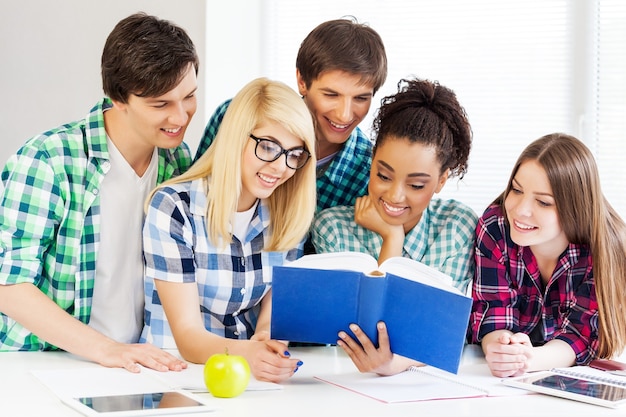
[233,311,239,317]
[240,288,247,295]
[234,331,240,336]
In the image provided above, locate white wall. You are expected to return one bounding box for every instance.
[204,2,263,122]
[0,1,208,188]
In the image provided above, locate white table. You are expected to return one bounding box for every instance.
[1,345,624,416]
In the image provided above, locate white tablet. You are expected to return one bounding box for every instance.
[503,371,626,408]
[61,390,214,416]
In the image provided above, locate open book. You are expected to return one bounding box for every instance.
[502,366,626,408]
[315,363,527,403]
[270,251,472,373]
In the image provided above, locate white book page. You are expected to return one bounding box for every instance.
[417,364,529,397]
[315,370,487,403]
[31,368,169,398]
[143,363,282,392]
[552,366,626,386]
[32,365,281,398]
[378,256,460,295]
[284,252,461,294]
[284,251,378,274]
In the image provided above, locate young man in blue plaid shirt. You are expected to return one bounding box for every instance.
[195,18,388,215]
[0,13,196,372]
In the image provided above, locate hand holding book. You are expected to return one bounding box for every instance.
[337,321,423,376]
[270,251,472,374]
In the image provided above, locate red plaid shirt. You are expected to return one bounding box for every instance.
[468,204,598,365]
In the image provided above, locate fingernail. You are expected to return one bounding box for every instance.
[294,367,299,373]
[338,331,346,339]
[349,324,358,331]
[297,360,303,366]
[284,350,291,357]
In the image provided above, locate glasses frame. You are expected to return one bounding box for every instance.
[248,134,311,170]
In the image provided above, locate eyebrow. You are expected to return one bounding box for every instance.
[146,86,198,104]
[512,178,554,197]
[318,86,373,97]
[377,160,431,178]
[253,133,305,150]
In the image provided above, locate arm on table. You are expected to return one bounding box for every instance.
[154,279,301,383]
[0,283,186,373]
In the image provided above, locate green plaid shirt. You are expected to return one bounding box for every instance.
[311,198,478,293]
[195,99,373,212]
[0,98,192,351]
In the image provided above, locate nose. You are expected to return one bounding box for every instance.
[169,102,190,126]
[268,153,289,173]
[387,181,405,203]
[514,196,533,217]
[336,97,353,124]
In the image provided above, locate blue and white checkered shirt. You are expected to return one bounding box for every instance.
[140,178,302,348]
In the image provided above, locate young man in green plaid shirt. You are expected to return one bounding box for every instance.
[0,13,196,372]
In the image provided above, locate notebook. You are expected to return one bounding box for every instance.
[315,363,527,403]
[502,366,626,408]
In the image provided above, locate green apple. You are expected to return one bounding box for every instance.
[204,350,251,398]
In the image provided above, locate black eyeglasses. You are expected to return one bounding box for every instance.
[249,134,311,170]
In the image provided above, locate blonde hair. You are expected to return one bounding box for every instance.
[502,133,626,358]
[149,77,316,251]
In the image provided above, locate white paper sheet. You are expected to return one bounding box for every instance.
[32,363,282,399]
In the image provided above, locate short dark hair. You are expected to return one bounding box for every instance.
[101,12,199,103]
[296,17,387,94]
[373,78,472,179]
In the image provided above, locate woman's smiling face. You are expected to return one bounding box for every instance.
[239,119,304,212]
[504,159,568,253]
[367,137,448,233]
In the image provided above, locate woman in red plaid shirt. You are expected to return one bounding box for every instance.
[468,133,626,377]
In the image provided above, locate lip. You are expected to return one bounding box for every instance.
[380,199,407,217]
[512,219,537,233]
[326,117,354,133]
[257,172,280,188]
[161,126,183,137]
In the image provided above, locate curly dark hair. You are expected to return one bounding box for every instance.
[372,78,472,179]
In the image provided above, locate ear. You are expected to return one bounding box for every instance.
[434,169,450,193]
[296,69,308,97]
[109,98,128,112]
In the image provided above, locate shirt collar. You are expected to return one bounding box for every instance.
[402,206,431,258]
[188,178,271,235]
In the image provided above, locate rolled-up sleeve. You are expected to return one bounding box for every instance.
[468,212,518,343]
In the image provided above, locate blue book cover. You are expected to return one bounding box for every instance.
[270,252,472,374]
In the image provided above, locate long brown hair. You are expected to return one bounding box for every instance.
[501,133,626,357]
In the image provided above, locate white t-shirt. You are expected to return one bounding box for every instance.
[88,138,158,343]
[232,200,259,242]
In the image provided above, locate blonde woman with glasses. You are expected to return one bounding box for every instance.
[140,78,316,383]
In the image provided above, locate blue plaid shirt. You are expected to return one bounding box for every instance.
[140,178,302,348]
[311,198,478,293]
[195,99,373,212]
[0,98,191,351]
